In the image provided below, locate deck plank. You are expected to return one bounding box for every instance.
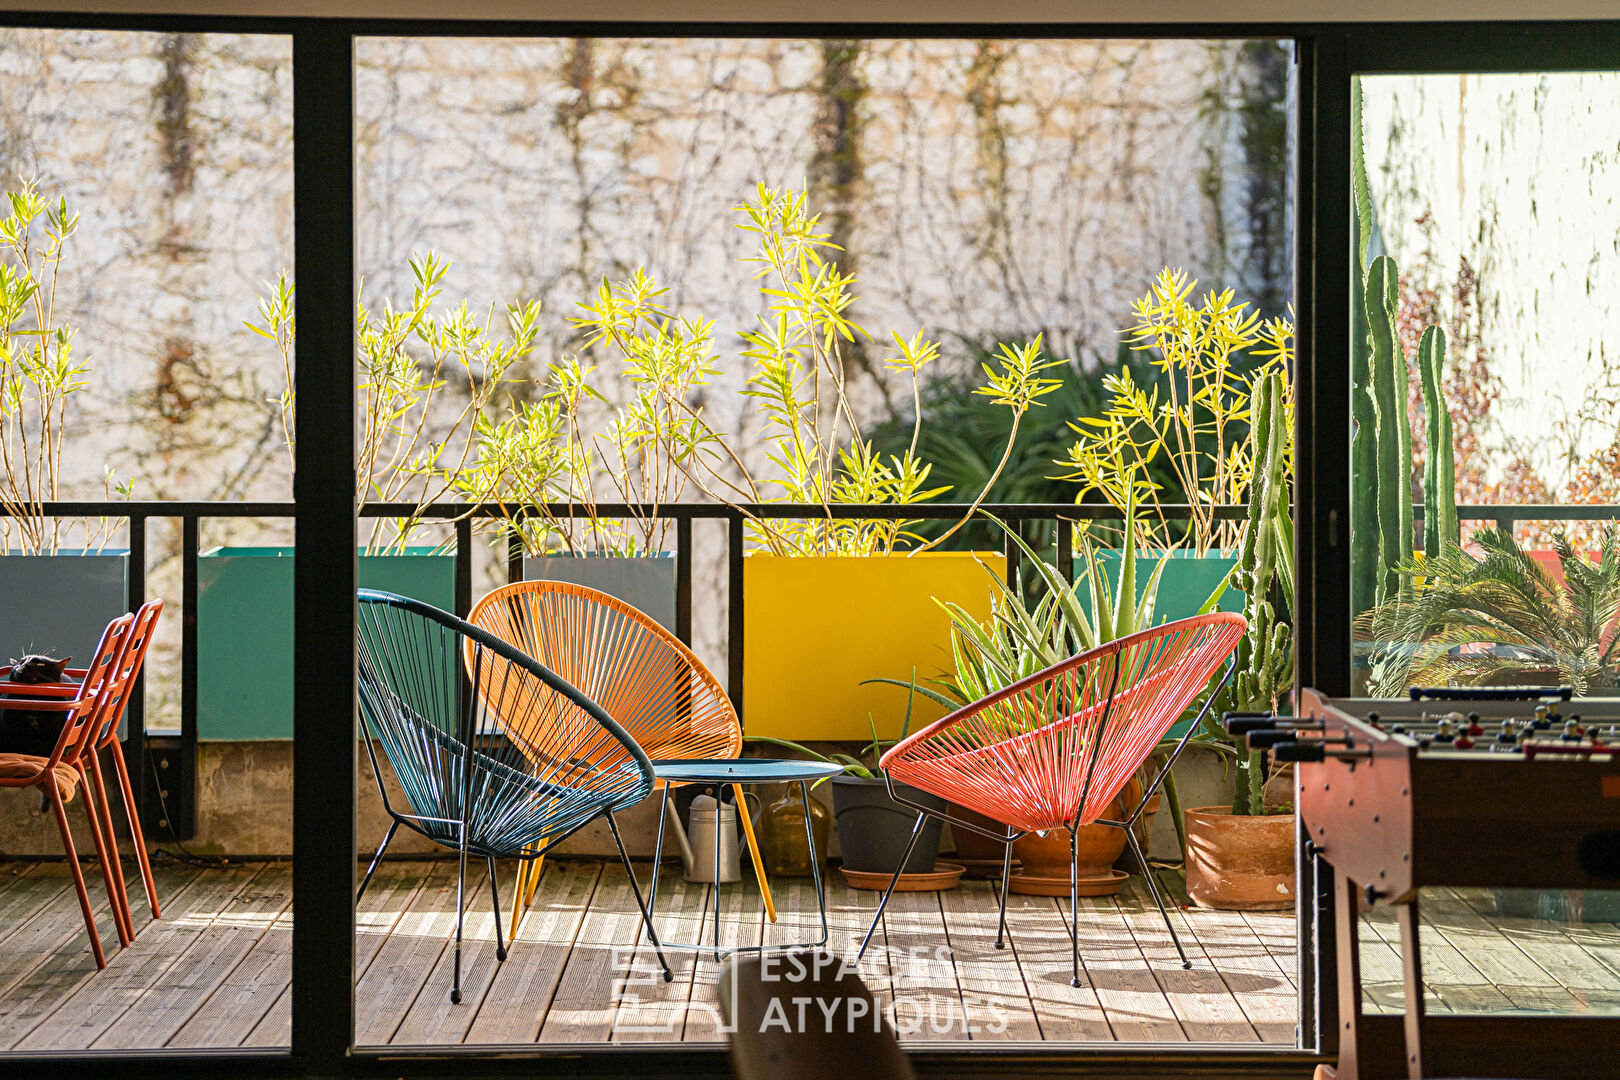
[938,880,1042,1040]
[462,859,600,1045]
[1164,907,1296,1041]
[0,861,201,1043]
[1104,878,1256,1043]
[1360,899,1512,1014]
[997,888,1116,1041]
[354,860,487,1045]
[235,858,434,1049]
[538,865,665,1043]
[612,868,707,1043]
[880,885,969,1041]
[15,864,258,1050]
[0,864,73,949]
[32,856,1620,1049]
[390,860,514,1045]
[682,874,765,1042]
[94,863,293,1049]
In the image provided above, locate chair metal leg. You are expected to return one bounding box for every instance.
[85,755,135,945]
[452,824,468,1004]
[487,855,507,962]
[648,791,672,919]
[1068,823,1083,988]
[855,811,928,963]
[356,819,399,904]
[608,811,673,982]
[994,837,1013,950]
[1127,825,1190,969]
[733,782,777,923]
[49,785,106,969]
[78,764,132,948]
[712,785,723,962]
[109,739,160,920]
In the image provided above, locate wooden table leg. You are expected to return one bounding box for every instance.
[1333,869,1364,1080]
[1397,897,1425,1080]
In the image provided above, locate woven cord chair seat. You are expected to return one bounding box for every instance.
[883,613,1248,833]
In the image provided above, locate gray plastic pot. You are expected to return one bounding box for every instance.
[830,774,945,874]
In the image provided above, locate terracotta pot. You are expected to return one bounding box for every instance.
[947,803,1010,862]
[1183,805,1296,910]
[1012,781,1135,878]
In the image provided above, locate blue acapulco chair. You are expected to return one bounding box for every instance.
[354,589,671,1003]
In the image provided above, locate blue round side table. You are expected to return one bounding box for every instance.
[646,758,844,961]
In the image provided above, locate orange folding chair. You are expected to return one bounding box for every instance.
[853,612,1246,987]
[0,612,138,968]
[467,580,774,925]
[82,599,164,928]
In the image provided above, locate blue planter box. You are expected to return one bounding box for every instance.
[197,547,455,740]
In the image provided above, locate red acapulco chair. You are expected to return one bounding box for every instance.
[853,612,1247,988]
[0,613,138,968]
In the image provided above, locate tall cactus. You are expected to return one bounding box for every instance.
[1350,78,1381,616]
[1206,370,1291,815]
[1365,255,1415,604]
[1418,326,1458,555]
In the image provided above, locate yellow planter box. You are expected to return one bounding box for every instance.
[742,551,1003,741]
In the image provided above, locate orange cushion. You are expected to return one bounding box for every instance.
[0,754,78,802]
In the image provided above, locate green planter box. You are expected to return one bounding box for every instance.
[198,547,455,740]
[1083,551,1243,737]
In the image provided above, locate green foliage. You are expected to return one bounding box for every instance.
[1365,255,1415,605]
[582,184,1063,557]
[866,350,1176,550]
[249,251,538,553]
[1359,527,1620,696]
[1055,268,1293,557]
[0,179,120,554]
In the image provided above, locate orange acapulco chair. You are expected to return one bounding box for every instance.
[853,612,1247,988]
[0,612,138,968]
[466,580,774,925]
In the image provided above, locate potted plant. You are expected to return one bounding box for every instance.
[1056,267,1294,626]
[595,185,1062,741]
[874,503,1228,895]
[0,181,131,667]
[445,273,715,629]
[747,698,947,881]
[205,254,533,738]
[1183,371,1297,910]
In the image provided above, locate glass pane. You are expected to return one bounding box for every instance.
[350,34,1298,1050]
[1360,887,1620,1015]
[1352,71,1620,698]
[0,27,293,1053]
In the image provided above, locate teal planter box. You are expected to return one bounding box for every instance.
[1081,550,1243,623]
[1081,551,1243,738]
[198,547,455,740]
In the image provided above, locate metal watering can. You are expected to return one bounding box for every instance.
[667,792,758,883]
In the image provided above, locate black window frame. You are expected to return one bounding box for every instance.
[0,12,1614,1079]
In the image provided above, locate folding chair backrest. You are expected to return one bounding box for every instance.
[92,599,163,750]
[55,613,136,767]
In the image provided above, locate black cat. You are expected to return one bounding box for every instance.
[0,654,76,758]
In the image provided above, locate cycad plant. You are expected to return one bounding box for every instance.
[1359,526,1620,697]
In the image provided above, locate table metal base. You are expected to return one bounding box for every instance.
[646,779,829,962]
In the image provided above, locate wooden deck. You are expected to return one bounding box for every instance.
[0,856,1612,1050]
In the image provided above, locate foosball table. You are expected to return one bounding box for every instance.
[1232,687,1620,1080]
